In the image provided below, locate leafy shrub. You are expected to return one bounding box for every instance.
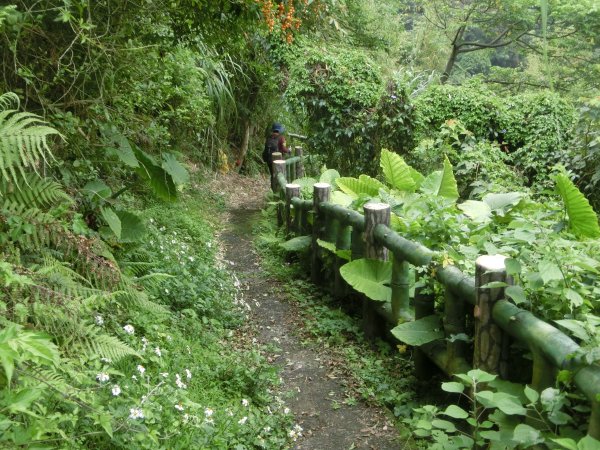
[285,43,384,175]
[499,92,577,185]
[407,120,523,198]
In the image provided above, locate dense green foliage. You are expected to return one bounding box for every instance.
[1,0,600,447]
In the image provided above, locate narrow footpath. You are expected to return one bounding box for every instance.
[214,174,403,450]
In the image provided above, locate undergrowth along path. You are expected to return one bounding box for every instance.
[215,173,403,450]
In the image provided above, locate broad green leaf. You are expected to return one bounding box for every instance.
[133,148,177,201]
[317,239,350,261]
[512,424,543,445]
[458,200,492,223]
[555,170,600,238]
[339,258,392,302]
[408,167,425,189]
[330,190,352,207]
[442,404,469,419]
[280,235,311,252]
[116,210,146,243]
[524,385,539,404]
[505,285,527,305]
[420,155,458,200]
[162,153,189,185]
[538,260,563,284]
[391,315,443,346]
[578,436,600,450]
[336,175,385,198]
[82,180,111,201]
[483,192,523,214]
[554,319,589,341]
[476,391,527,415]
[564,288,584,309]
[100,207,121,239]
[505,258,522,275]
[113,136,138,168]
[466,369,497,383]
[379,148,416,192]
[550,438,578,450]
[441,382,465,393]
[431,419,456,432]
[319,169,340,187]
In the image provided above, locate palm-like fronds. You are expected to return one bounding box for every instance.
[0,92,62,185]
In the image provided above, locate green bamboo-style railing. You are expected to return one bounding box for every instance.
[269,155,600,439]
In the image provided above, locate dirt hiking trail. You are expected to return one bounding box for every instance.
[212,173,405,450]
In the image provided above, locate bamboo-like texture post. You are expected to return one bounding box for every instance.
[311,183,330,284]
[474,255,510,375]
[362,203,391,339]
[285,184,300,237]
[414,278,436,379]
[273,160,286,227]
[391,255,411,322]
[294,146,305,179]
[444,289,466,362]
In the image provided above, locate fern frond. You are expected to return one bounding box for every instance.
[0,172,72,209]
[0,94,62,185]
[116,289,170,318]
[35,311,139,362]
[0,92,18,110]
[134,272,174,290]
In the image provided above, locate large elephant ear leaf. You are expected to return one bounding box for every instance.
[420,155,459,201]
[133,148,177,201]
[319,169,340,188]
[162,153,189,185]
[358,175,386,195]
[380,148,417,192]
[339,258,392,302]
[555,169,600,238]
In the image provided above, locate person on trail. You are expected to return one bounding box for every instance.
[263,123,290,179]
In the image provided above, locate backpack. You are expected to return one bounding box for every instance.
[262,135,280,164]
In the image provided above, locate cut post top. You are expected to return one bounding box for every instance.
[364,202,391,211]
[476,254,508,272]
[273,159,286,165]
[314,182,331,189]
[285,183,301,189]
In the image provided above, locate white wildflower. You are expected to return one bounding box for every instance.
[175,403,184,411]
[123,324,135,335]
[165,288,169,294]
[241,398,249,407]
[111,385,121,396]
[183,413,190,422]
[154,347,162,357]
[185,368,192,379]
[160,372,169,378]
[288,424,303,441]
[96,372,109,382]
[166,335,172,342]
[137,365,145,375]
[283,407,290,414]
[94,315,104,326]
[131,374,137,380]
[129,408,144,420]
[204,408,214,417]
[238,416,248,425]
[100,357,111,363]
[175,373,187,389]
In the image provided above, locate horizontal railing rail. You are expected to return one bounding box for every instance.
[269,158,600,439]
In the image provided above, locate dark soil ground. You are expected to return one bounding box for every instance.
[214,173,406,450]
